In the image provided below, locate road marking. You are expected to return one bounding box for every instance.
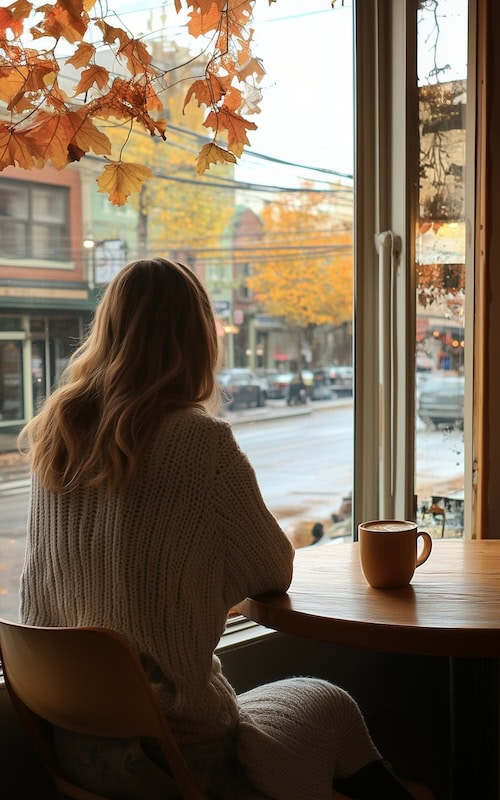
[0,479,30,495]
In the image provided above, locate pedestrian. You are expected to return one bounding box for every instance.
[19,257,432,800]
[287,369,306,405]
[311,521,325,544]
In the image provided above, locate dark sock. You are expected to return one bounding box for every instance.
[334,759,415,799]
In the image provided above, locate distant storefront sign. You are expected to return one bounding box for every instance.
[94,240,128,285]
[213,300,231,318]
[233,308,244,325]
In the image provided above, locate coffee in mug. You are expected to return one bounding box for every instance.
[358,519,432,589]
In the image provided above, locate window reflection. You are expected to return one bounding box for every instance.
[415,0,467,538]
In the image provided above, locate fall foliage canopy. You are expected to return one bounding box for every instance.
[247,188,353,331]
[0,0,271,204]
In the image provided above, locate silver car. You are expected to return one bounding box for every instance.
[217,368,268,409]
[418,375,464,429]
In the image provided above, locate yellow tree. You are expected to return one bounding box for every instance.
[247,186,353,348]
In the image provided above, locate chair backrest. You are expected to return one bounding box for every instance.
[0,619,206,800]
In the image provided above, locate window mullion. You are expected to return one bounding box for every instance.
[354,0,418,532]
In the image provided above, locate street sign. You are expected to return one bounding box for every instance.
[213,300,230,318]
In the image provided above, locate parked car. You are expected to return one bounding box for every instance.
[266,369,332,401]
[326,365,353,396]
[266,371,295,399]
[418,374,464,429]
[218,368,268,409]
[310,368,333,400]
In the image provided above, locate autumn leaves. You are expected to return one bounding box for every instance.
[0,0,265,204]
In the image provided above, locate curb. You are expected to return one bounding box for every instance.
[225,397,352,426]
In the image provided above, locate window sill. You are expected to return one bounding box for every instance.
[217,616,279,653]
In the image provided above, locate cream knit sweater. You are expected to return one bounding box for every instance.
[20,408,294,746]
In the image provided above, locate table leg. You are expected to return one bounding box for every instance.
[449,657,499,799]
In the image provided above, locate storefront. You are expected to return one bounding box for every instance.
[0,289,94,452]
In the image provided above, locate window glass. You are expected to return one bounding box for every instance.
[415,0,468,538]
[0,184,27,218]
[0,222,28,259]
[32,187,66,222]
[0,1,355,619]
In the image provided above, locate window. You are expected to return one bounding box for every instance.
[0,0,479,625]
[237,262,253,301]
[354,0,471,539]
[0,180,70,261]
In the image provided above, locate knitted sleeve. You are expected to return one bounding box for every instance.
[213,421,294,607]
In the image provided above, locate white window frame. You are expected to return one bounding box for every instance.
[353,0,475,536]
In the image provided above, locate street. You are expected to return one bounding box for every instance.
[232,405,354,543]
[0,401,464,621]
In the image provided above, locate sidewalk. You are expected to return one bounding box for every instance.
[221,396,350,426]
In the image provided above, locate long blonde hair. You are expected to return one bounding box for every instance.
[19,258,220,491]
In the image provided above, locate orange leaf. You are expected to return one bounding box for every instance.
[204,106,256,156]
[222,86,243,112]
[22,110,81,168]
[96,161,153,205]
[73,64,109,94]
[188,2,222,37]
[0,67,29,107]
[0,0,32,38]
[0,123,41,170]
[183,73,231,111]
[0,61,55,110]
[72,115,111,156]
[65,41,95,68]
[35,2,88,43]
[44,77,69,109]
[24,60,57,92]
[118,38,154,76]
[95,19,129,47]
[237,56,266,83]
[144,81,163,113]
[91,78,166,137]
[195,142,236,174]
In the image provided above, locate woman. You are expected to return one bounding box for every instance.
[19,258,429,800]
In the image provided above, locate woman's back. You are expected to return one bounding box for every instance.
[20,407,293,748]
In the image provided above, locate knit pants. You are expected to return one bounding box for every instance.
[237,677,382,800]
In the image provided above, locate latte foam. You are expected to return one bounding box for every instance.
[362,521,416,533]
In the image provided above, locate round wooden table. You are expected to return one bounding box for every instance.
[238,540,500,800]
[238,539,500,657]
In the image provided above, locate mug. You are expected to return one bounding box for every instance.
[358,519,432,589]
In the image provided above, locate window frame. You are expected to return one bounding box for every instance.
[353,0,476,536]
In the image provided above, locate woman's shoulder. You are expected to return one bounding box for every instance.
[155,406,233,443]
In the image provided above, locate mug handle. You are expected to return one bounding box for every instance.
[416,531,432,567]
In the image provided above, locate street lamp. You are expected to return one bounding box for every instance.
[82,234,95,289]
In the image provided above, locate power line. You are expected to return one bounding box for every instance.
[167,123,354,181]
[82,151,353,199]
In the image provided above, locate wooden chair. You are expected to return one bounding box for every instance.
[0,619,206,800]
